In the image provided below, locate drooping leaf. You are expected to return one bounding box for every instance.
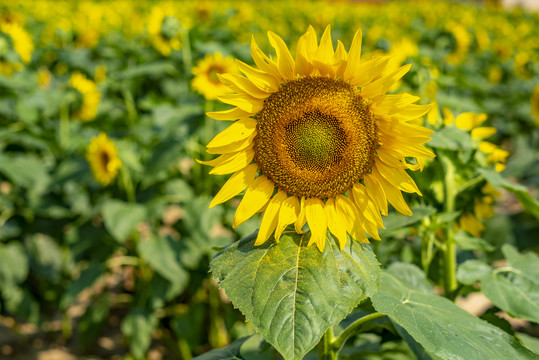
[428,127,472,151]
[453,230,495,251]
[211,232,380,360]
[480,245,539,324]
[479,169,539,220]
[372,271,536,360]
[457,260,491,285]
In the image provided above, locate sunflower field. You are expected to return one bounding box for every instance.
[1,0,539,359]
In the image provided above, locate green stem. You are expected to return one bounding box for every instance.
[330,312,386,353]
[122,87,137,126]
[119,166,136,203]
[60,103,70,150]
[182,27,192,75]
[456,175,484,195]
[318,327,336,360]
[440,154,458,297]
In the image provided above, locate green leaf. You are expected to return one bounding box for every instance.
[192,336,249,360]
[211,232,380,360]
[453,231,495,251]
[137,236,189,293]
[457,260,491,285]
[121,308,158,360]
[379,206,436,236]
[386,262,434,294]
[372,272,536,360]
[101,199,147,242]
[480,245,539,323]
[428,127,472,150]
[0,242,28,286]
[478,169,539,220]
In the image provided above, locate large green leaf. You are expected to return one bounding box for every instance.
[372,272,536,360]
[479,169,539,220]
[480,245,539,324]
[211,232,380,360]
[101,199,147,242]
[137,236,189,293]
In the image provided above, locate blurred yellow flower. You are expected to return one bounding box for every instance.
[0,19,33,64]
[191,52,238,100]
[147,6,181,56]
[457,212,485,237]
[86,133,122,186]
[37,67,52,89]
[69,71,101,122]
[441,106,508,172]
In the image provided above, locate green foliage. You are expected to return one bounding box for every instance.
[372,271,536,360]
[211,232,380,360]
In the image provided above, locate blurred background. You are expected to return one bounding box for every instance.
[0,0,538,359]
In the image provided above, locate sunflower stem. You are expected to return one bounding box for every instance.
[182,27,192,75]
[330,312,386,354]
[120,166,136,203]
[60,103,70,150]
[440,153,458,298]
[318,327,336,360]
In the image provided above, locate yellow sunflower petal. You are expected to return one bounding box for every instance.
[305,198,328,252]
[206,132,255,154]
[255,190,287,246]
[275,195,300,242]
[471,126,497,139]
[361,64,412,100]
[236,59,280,92]
[250,35,282,82]
[350,184,382,240]
[313,25,334,75]
[207,107,251,121]
[374,168,412,216]
[443,107,455,126]
[333,40,348,78]
[371,93,421,116]
[217,93,263,114]
[268,31,295,80]
[335,195,368,243]
[376,152,421,195]
[209,164,258,208]
[208,149,255,175]
[364,174,389,216]
[343,28,362,82]
[233,175,274,228]
[351,56,390,88]
[427,101,439,125]
[455,112,475,131]
[295,25,318,76]
[479,141,497,154]
[324,197,348,250]
[295,196,307,234]
[217,73,268,99]
[207,118,257,148]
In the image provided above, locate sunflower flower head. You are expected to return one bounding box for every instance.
[191,52,238,100]
[69,71,101,122]
[199,26,435,251]
[86,132,122,186]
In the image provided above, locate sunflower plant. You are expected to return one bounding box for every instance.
[198,26,539,360]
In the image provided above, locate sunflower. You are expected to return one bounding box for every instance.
[199,26,435,251]
[191,52,238,100]
[69,71,101,122]
[86,132,122,186]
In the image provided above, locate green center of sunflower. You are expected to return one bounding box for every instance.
[254,76,378,199]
